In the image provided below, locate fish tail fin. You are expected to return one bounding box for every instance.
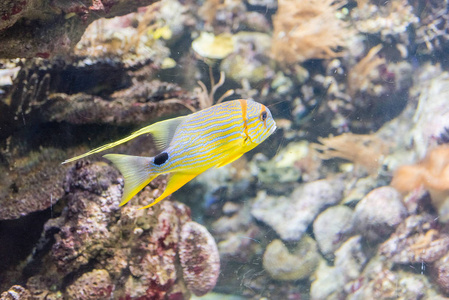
[103,154,157,206]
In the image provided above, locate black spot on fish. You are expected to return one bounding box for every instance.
[154,152,169,165]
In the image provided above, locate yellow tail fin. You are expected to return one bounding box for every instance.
[103,154,156,206]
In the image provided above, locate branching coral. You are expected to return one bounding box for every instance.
[414,0,449,54]
[391,145,449,221]
[313,132,389,173]
[271,0,351,64]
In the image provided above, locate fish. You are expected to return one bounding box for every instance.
[63,99,276,209]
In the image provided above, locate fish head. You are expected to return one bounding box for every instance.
[245,100,277,144]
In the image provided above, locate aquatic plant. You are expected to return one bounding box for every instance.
[271,0,351,64]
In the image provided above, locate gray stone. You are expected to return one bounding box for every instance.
[313,205,355,258]
[263,236,321,281]
[252,179,344,241]
[353,186,407,242]
[311,236,367,300]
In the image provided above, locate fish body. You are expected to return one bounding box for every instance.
[63,99,276,209]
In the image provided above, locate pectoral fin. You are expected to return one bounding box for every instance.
[139,172,198,209]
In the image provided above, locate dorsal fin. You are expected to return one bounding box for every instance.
[151,115,185,150]
[62,115,186,164]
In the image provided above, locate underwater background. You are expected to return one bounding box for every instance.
[1,0,449,299]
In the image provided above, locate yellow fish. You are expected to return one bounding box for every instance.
[63,99,276,209]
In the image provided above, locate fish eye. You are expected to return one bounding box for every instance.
[260,111,267,122]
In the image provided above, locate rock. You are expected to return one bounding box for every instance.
[254,141,308,185]
[311,236,367,299]
[0,0,160,59]
[51,161,122,274]
[353,186,407,242]
[313,205,355,258]
[347,270,432,300]
[252,178,344,241]
[263,236,320,281]
[15,161,197,299]
[379,214,449,264]
[179,221,220,297]
[220,32,273,85]
[431,252,449,295]
[409,71,449,159]
[65,269,114,300]
[0,147,67,220]
[213,202,263,263]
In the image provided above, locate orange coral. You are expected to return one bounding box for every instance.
[391,145,449,221]
[271,0,351,64]
[391,146,449,193]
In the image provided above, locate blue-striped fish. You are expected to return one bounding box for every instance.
[63,99,276,209]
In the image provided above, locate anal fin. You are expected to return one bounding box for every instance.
[139,172,198,209]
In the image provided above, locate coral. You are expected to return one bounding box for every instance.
[179,221,220,296]
[251,178,344,241]
[0,0,160,59]
[391,145,449,222]
[271,0,351,64]
[192,32,235,60]
[197,0,246,33]
[352,0,419,41]
[75,0,189,68]
[0,285,31,300]
[353,186,407,242]
[314,132,390,173]
[263,236,320,281]
[414,0,449,54]
[193,70,234,111]
[65,269,114,300]
[220,32,273,85]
